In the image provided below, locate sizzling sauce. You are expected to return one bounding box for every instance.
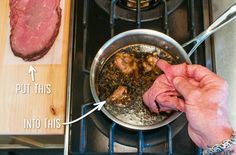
[98,44,178,126]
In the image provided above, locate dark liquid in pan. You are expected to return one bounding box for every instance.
[98,44,178,126]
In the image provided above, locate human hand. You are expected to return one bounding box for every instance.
[143,60,234,149]
[172,63,233,149]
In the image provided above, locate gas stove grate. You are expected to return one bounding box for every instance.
[69,0,213,154]
[81,0,200,75]
[80,104,172,154]
[82,0,171,74]
[78,103,203,154]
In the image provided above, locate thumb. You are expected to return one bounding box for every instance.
[173,77,197,99]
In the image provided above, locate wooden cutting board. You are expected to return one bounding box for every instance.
[0,0,71,135]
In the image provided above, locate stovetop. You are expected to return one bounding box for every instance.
[66,0,214,154]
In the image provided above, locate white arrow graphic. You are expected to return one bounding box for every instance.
[28,65,36,82]
[62,101,106,125]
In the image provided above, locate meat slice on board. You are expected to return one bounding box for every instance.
[9,0,61,61]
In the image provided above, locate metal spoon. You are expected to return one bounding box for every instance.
[183,3,236,57]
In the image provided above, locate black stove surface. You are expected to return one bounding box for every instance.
[70,0,210,154]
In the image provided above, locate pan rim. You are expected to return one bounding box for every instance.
[90,29,191,130]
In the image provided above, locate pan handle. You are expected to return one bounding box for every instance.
[182,3,236,57]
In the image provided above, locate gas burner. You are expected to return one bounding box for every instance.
[119,0,159,10]
[94,0,184,22]
[90,110,187,147]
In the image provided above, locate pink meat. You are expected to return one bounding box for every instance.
[9,0,61,61]
[143,60,189,113]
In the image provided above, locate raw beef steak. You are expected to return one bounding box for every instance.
[9,0,61,61]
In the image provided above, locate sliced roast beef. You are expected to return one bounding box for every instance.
[143,74,185,113]
[9,0,61,61]
[143,60,188,113]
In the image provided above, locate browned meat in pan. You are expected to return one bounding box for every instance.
[114,52,138,74]
[109,86,131,107]
[143,55,160,72]
[110,86,128,101]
